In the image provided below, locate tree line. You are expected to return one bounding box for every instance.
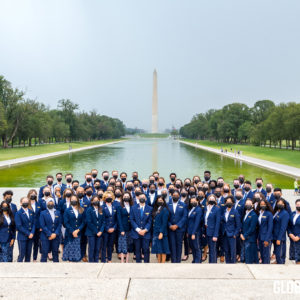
[0,75,126,148]
[179,100,300,149]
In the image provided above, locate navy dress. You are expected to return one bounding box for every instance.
[117,205,133,254]
[152,207,170,254]
[0,215,16,262]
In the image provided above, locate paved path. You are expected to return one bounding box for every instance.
[0,140,123,169]
[179,140,300,178]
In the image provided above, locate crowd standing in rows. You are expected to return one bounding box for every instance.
[0,169,299,264]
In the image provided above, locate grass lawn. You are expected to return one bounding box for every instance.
[182,139,300,169]
[0,139,123,161]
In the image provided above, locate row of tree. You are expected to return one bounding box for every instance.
[179,100,300,149]
[0,75,126,148]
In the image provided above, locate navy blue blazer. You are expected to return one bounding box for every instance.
[117,206,131,232]
[39,209,62,240]
[258,210,273,241]
[31,202,42,229]
[100,180,109,191]
[242,210,258,243]
[273,209,289,241]
[266,193,275,204]
[39,197,59,211]
[53,183,67,194]
[221,208,241,237]
[58,198,70,217]
[242,190,253,201]
[38,185,54,201]
[63,207,85,241]
[217,197,226,214]
[234,199,245,220]
[130,204,153,239]
[0,216,16,243]
[9,203,17,216]
[288,212,300,237]
[80,182,96,193]
[204,205,221,237]
[15,208,35,241]
[153,207,169,236]
[85,207,105,236]
[167,201,188,232]
[269,198,292,215]
[187,206,203,235]
[253,188,267,197]
[102,202,118,231]
[80,196,91,209]
[146,192,157,207]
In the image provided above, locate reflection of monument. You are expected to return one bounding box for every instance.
[152,69,158,133]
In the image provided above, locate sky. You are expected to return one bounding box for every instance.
[0,0,299,132]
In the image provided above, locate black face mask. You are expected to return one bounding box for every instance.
[158,182,164,187]
[134,184,139,188]
[185,182,190,187]
[169,189,175,194]
[139,198,146,204]
[256,183,262,188]
[157,201,164,206]
[203,188,208,193]
[73,186,79,191]
[245,204,252,210]
[98,194,103,199]
[236,195,242,201]
[244,186,251,192]
[260,205,267,210]
[47,180,53,185]
[223,189,229,193]
[154,176,159,181]
[296,207,300,212]
[92,174,97,178]
[234,184,239,189]
[239,178,244,184]
[44,192,51,197]
[121,177,126,182]
[191,202,198,208]
[142,184,148,189]
[77,193,83,199]
[172,197,179,202]
[95,185,100,190]
[113,175,118,180]
[215,192,221,198]
[2,207,9,212]
[217,183,224,188]
[189,191,196,196]
[93,201,99,206]
[175,184,181,189]
[266,187,272,193]
[127,186,133,191]
[135,191,141,197]
[123,198,130,202]
[47,203,54,210]
[150,189,156,194]
[194,180,200,184]
[226,203,233,208]
[86,178,92,183]
[162,194,167,199]
[208,200,216,205]
[204,176,210,181]
[197,196,204,201]
[5,197,12,203]
[22,203,29,208]
[210,185,216,190]
[30,195,37,201]
[71,200,78,206]
[86,191,93,196]
[65,193,72,198]
[170,177,176,182]
[274,194,281,200]
[103,176,109,181]
[115,193,122,198]
[149,180,155,184]
[254,197,260,202]
[106,198,112,203]
[181,193,187,198]
[277,204,284,210]
[133,176,138,180]
[57,177,62,182]
[66,178,72,183]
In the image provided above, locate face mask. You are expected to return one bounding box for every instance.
[191,202,198,208]
[171,177,176,182]
[194,180,200,184]
[134,184,139,188]
[135,191,141,197]
[277,204,284,210]
[92,174,97,178]
[44,192,51,197]
[149,180,155,184]
[150,189,155,194]
[256,183,262,188]
[204,176,210,181]
[210,185,216,190]
[113,175,118,180]
[197,196,204,201]
[5,197,12,203]
[244,186,250,192]
[71,200,78,206]
[86,178,92,183]
[95,185,100,190]
[245,204,252,210]
[226,203,233,208]
[47,203,54,209]
[274,194,281,200]
[181,193,187,198]
[139,198,146,204]
[236,195,242,200]
[208,200,216,205]
[266,187,272,193]
[175,184,181,189]
[296,207,300,212]
[239,178,244,184]
[22,203,29,208]
[172,196,179,202]
[169,189,175,194]
[120,178,126,182]
[217,183,224,188]
[103,176,109,181]
[93,201,99,206]
[66,178,72,183]
[234,184,239,189]
[106,198,112,203]
[98,194,103,199]
[2,207,9,212]
[254,197,260,202]
[65,193,72,198]
[47,180,53,185]
[127,186,133,191]
[158,182,164,187]
[73,186,78,191]
[260,205,266,210]
[203,188,208,193]
[86,190,93,196]
[30,195,37,201]
[157,201,164,206]
[142,184,148,188]
[57,177,62,182]
[185,182,190,187]
[123,197,130,202]
[154,176,159,181]
[77,193,83,199]
[115,193,122,198]
[215,192,221,198]
[162,194,167,199]
[133,175,138,180]
[223,189,229,193]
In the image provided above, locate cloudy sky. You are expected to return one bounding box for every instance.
[0,0,299,131]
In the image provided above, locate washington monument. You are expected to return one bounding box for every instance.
[152,69,158,133]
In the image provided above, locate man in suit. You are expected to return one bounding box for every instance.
[253,177,267,197]
[38,175,55,201]
[53,172,67,194]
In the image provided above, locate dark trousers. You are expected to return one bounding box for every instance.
[33,229,41,260]
[289,237,295,260]
[207,236,217,263]
[294,240,300,263]
[243,240,258,264]
[168,230,184,263]
[188,233,201,263]
[236,235,241,256]
[183,232,189,256]
[224,235,236,264]
[101,231,116,262]
[259,240,271,264]
[274,240,286,264]
[217,232,224,257]
[88,235,103,263]
[17,239,33,262]
[41,238,60,262]
[80,234,88,259]
[133,237,150,263]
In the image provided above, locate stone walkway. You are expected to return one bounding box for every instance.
[179,140,300,178]
[0,140,123,168]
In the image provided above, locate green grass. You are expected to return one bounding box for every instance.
[137,133,170,138]
[182,139,300,169]
[0,139,124,161]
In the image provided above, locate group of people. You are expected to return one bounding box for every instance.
[0,169,299,264]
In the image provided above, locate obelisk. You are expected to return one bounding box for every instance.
[152,69,158,133]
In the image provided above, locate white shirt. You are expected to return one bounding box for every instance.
[125,203,130,214]
[293,212,300,225]
[107,204,112,215]
[244,209,253,221]
[31,202,36,213]
[66,200,70,208]
[94,207,98,217]
[258,210,264,224]
[205,205,213,226]
[172,201,178,214]
[188,207,195,217]
[72,207,78,218]
[4,214,11,225]
[235,200,240,209]
[273,211,279,219]
[23,208,29,219]
[149,193,156,205]
[48,208,55,222]
[225,209,231,222]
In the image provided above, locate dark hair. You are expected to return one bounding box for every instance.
[46,175,54,179]
[170,172,177,177]
[102,170,109,175]
[244,180,252,185]
[70,195,84,214]
[273,187,282,192]
[296,199,300,204]
[94,179,101,184]
[274,198,287,213]
[152,195,169,217]
[121,192,133,207]
[204,170,211,175]
[256,199,274,215]
[56,172,63,177]
[255,177,263,182]
[0,201,15,227]
[225,195,235,203]
[120,172,127,177]
[90,195,103,213]
[3,190,13,197]
[65,173,73,177]
[72,180,79,184]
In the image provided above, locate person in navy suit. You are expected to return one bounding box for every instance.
[187,196,203,263]
[53,172,67,195]
[151,195,170,263]
[62,195,85,262]
[38,175,54,201]
[240,199,258,264]
[242,181,254,201]
[166,173,177,189]
[15,197,35,262]
[256,199,273,264]
[130,193,153,263]
[221,196,241,264]
[231,179,241,197]
[80,173,95,193]
[100,171,110,191]
[39,198,62,262]
[288,199,300,264]
[117,192,134,263]
[168,190,187,263]
[204,194,221,263]
[0,201,16,262]
[253,178,267,197]
[39,186,55,211]
[265,184,275,204]
[101,191,118,263]
[85,195,105,263]
[273,199,289,264]
[3,190,17,216]
[27,189,42,262]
